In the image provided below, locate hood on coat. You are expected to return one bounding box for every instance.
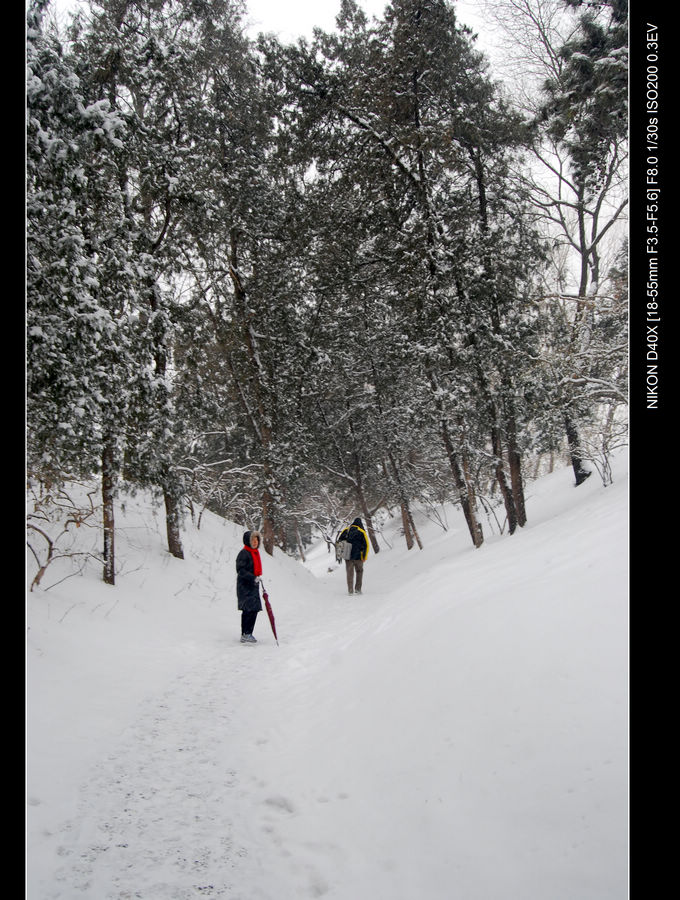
[352,518,364,528]
[243,530,262,548]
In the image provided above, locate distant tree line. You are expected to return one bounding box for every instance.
[26,0,628,583]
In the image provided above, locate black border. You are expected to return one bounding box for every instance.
[629,3,674,462]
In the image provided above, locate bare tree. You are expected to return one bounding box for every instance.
[480,0,628,485]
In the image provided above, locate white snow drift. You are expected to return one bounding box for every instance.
[27,453,628,899]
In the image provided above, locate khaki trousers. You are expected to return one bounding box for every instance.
[345,559,364,593]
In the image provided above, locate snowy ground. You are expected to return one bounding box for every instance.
[26,453,628,900]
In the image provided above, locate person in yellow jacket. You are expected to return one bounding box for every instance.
[338,517,369,595]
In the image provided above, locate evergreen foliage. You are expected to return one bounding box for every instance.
[26,0,628,576]
[27,1,134,482]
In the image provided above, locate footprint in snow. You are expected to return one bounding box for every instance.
[264,795,296,814]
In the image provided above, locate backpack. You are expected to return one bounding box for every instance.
[335,539,352,562]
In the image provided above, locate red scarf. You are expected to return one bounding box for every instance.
[244,544,262,576]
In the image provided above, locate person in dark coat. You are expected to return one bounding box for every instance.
[236,530,263,643]
[338,517,369,595]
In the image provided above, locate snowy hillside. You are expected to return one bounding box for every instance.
[26,454,628,900]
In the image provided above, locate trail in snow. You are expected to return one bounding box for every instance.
[39,595,392,900]
[28,455,628,900]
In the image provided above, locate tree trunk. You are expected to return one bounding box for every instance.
[508,447,526,528]
[469,150,526,533]
[228,228,281,556]
[295,524,306,562]
[491,425,518,535]
[353,453,380,554]
[261,485,276,556]
[102,440,116,585]
[441,421,484,548]
[164,488,184,560]
[387,451,422,550]
[505,409,527,528]
[401,503,414,550]
[355,483,380,555]
[140,162,185,561]
[477,369,517,535]
[563,187,595,489]
[565,414,592,486]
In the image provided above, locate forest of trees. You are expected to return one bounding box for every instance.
[26,0,628,584]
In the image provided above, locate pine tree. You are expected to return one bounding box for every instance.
[275,0,544,544]
[27,0,138,583]
[168,17,327,555]
[535,0,628,484]
[66,0,255,557]
[542,0,628,190]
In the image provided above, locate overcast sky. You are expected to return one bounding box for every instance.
[51,0,488,48]
[246,0,486,43]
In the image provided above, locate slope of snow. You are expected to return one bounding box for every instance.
[26,453,628,899]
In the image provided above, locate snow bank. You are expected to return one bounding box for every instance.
[26,454,628,899]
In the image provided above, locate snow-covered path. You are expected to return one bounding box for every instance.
[28,458,628,900]
[34,588,398,899]
[44,657,252,899]
[43,643,339,899]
